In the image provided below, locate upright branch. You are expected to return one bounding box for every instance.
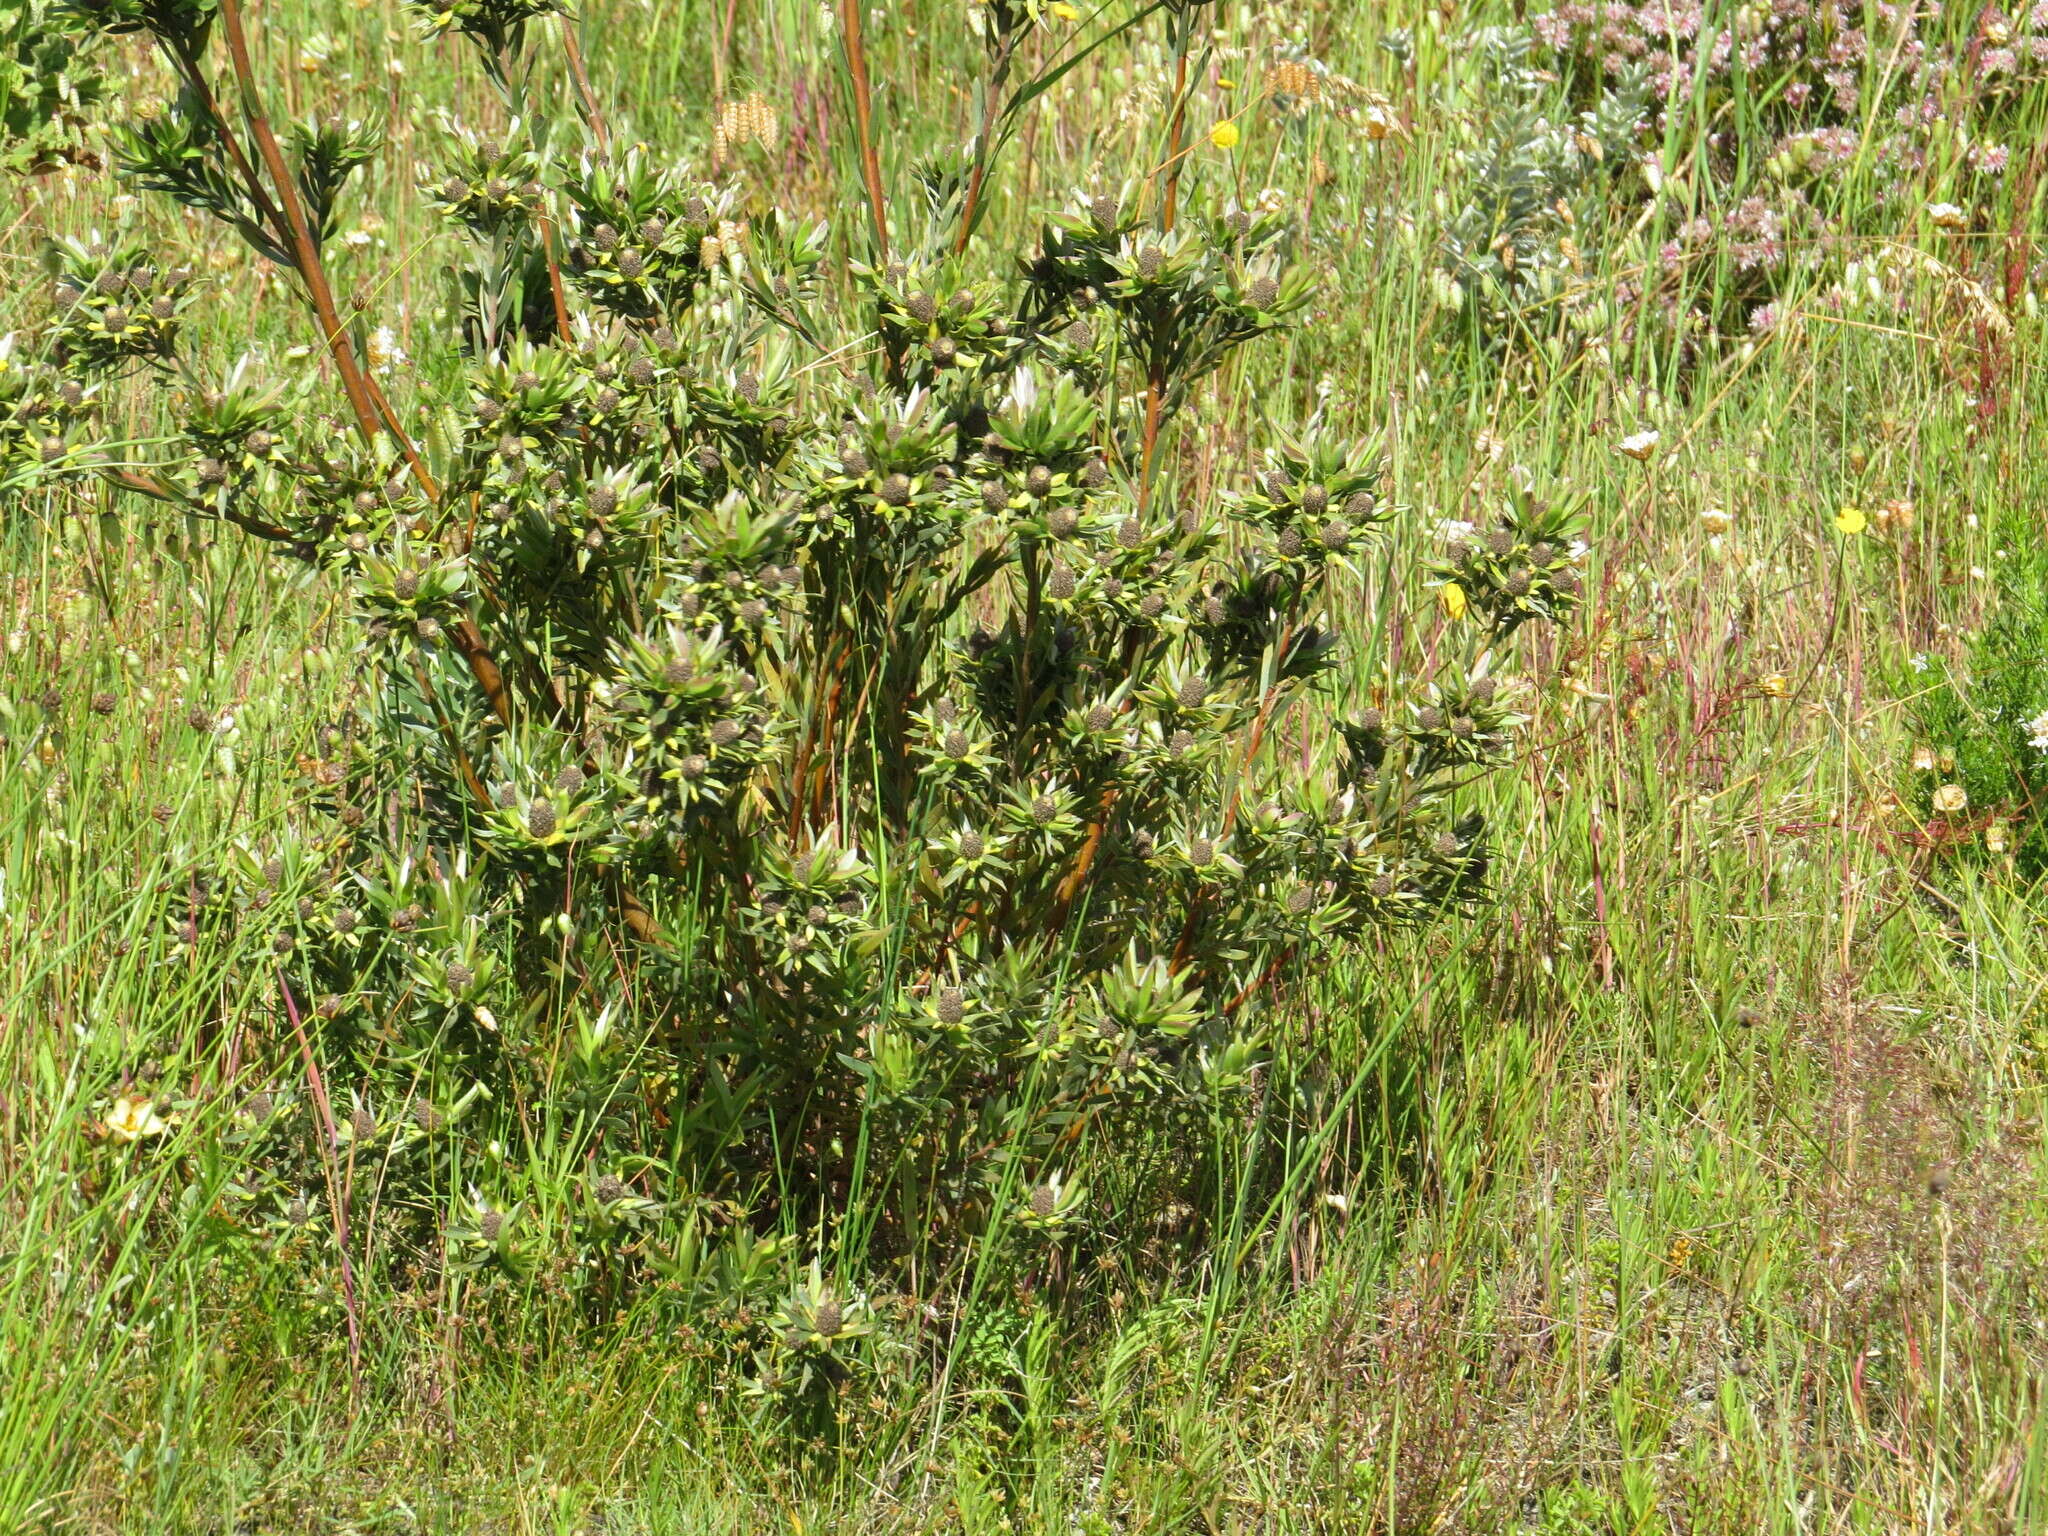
[838,0,890,256]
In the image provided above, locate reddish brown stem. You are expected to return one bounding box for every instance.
[216,0,384,452]
[1161,45,1190,233]
[558,14,611,149]
[279,975,364,1394]
[838,0,890,255]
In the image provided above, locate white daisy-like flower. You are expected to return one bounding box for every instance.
[1615,429,1660,462]
[2026,709,2048,751]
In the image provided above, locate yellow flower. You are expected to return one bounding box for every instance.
[1834,504,1867,536]
[106,1094,168,1143]
[1048,0,1080,18]
[1439,582,1468,620]
[1932,782,1968,813]
[1217,76,1237,90]
[1757,672,1790,698]
[1209,120,1241,150]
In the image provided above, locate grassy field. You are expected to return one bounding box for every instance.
[5,0,2048,1529]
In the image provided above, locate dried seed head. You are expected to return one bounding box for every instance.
[286,1195,311,1226]
[350,1105,375,1140]
[737,599,767,625]
[196,457,227,486]
[1047,563,1076,601]
[1065,318,1092,348]
[840,444,869,477]
[1189,837,1215,868]
[1226,208,1253,239]
[1504,569,1532,597]
[1433,832,1461,857]
[1089,193,1120,232]
[588,484,618,518]
[271,931,296,956]
[1417,706,1444,731]
[959,829,986,859]
[496,433,524,464]
[415,617,443,643]
[101,305,130,330]
[1115,515,1144,549]
[1029,1183,1057,1218]
[1248,274,1280,309]
[1026,465,1054,499]
[1138,591,1165,618]
[879,473,912,506]
[392,903,424,932]
[1286,886,1315,915]
[805,904,830,927]
[1202,595,1227,626]
[937,986,966,1025]
[1030,794,1058,824]
[684,194,710,222]
[1470,677,1498,704]
[90,691,116,715]
[392,571,419,601]
[1301,483,1329,517]
[479,1208,504,1241]
[1133,830,1157,859]
[929,336,958,368]
[1553,568,1582,596]
[245,1090,275,1121]
[736,370,760,403]
[628,356,657,388]
[591,222,620,250]
[595,1173,628,1204]
[813,1299,844,1337]
[526,799,558,838]
[1136,245,1163,279]
[980,480,1008,514]
[942,729,971,760]
[662,658,693,691]
[1047,507,1079,538]
[1084,703,1115,732]
[1175,675,1210,710]
[1277,526,1304,557]
[1449,715,1476,739]
[1169,728,1196,756]
[696,445,722,476]
[1357,707,1385,733]
[412,1097,440,1133]
[332,907,359,935]
[446,960,475,990]
[641,216,668,243]
[1485,529,1515,558]
[1319,519,1351,551]
[709,719,743,748]
[905,290,937,324]
[149,295,177,321]
[931,698,959,725]
[679,753,710,779]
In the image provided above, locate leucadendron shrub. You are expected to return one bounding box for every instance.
[11,0,1587,1393]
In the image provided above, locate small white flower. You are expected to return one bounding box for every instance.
[1699,507,1732,535]
[1615,429,1660,461]
[366,326,407,375]
[2027,710,2048,751]
[1927,202,1968,230]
